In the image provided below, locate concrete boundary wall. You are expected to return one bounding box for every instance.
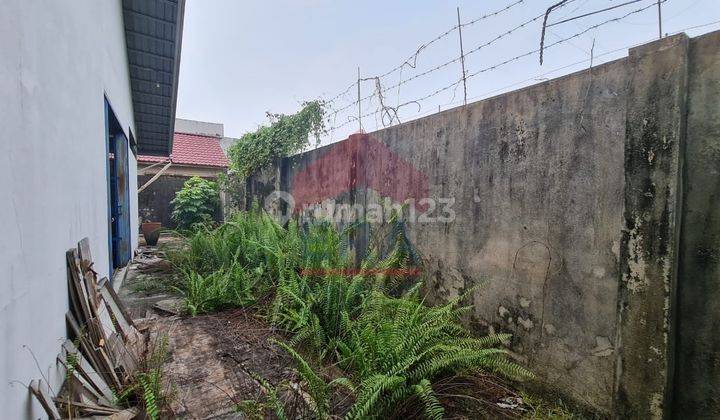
[673,32,720,419]
[240,32,720,418]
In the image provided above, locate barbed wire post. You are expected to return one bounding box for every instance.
[540,0,570,65]
[457,7,468,106]
[357,67,362,132]
[657,0,663,38]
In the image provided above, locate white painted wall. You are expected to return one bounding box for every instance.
[176,118,224,137]
[0,1,138,417]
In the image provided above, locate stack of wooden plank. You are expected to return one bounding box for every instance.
[29,238,144,419]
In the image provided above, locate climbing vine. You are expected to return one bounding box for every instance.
[227,101,326,178]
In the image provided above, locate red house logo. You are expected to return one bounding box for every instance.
[291,133,429,213]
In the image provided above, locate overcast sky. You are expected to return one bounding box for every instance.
[176,0,719,144]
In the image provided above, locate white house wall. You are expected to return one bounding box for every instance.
[0,1,138,417]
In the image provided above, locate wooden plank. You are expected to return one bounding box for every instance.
[107,333,138,380]
[53,399,121,415]
[29,379,61,420]
[106,333,131,383]
[77,237,92,270]
[80,243,101,314]
[98,280,136,341]
[62,340,116,404]
[66,312,120,391]
[97,297,118,339]
[67,249,93,324]
[74,377,115,411]
[66,312,105,380]
[98,293,142,381]
[57,356,109,407]
[96,342,122,389]
[68,248,109,363]
[84,272,100,317]
[87,316,123,389]
[71,248,93,315]
[67,264,84,322]
[98,277,136,328]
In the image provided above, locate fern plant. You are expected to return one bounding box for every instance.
[272,339,356,418]
[116,335,171,419]
[138,371,161,420]
[168,209,532,418]
[177,263,259,316]
[339,291,531,418]
[168,210,299,314]
[271,269,370,359]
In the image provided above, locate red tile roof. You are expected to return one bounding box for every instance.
[138,132,229,168]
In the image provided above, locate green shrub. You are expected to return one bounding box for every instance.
[167,210,294,277]
[170,176,219,230]
[167,210,299,315]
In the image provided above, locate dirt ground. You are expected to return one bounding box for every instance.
[147,309,300,418]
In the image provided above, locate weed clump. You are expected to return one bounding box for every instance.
[167,210,531,418]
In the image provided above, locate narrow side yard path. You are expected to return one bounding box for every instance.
[147,309,298,419]
[118,246,350,419]
[118,242,581,419]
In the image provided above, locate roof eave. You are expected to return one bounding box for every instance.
[167,0,185,157]
[123,0,186,157]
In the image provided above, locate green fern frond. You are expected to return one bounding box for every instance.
[138,371,160,420]
[272,339,330,415]
[412,379,444,420]
[346,374,405,420]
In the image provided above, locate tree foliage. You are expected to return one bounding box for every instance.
[170,176,219,229]
[227,101,326,178]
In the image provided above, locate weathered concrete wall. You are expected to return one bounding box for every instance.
[241,32,720,418]
[369,58,628,413]
[615,35,688,419]
[673,31,720,419]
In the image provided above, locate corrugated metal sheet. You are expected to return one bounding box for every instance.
[122,0,185,156]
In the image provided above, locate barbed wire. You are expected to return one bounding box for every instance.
[325,82,358,105]
[323,0,529,106]
[462,0,526,27]
[327,0,582,117]
[327,0,663,133]
[330,17,720,138]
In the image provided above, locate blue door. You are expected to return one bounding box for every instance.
[110,132,132,269]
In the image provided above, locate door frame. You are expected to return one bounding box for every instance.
[104,97,132,277]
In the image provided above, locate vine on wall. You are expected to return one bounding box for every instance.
[227,100,326,179]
